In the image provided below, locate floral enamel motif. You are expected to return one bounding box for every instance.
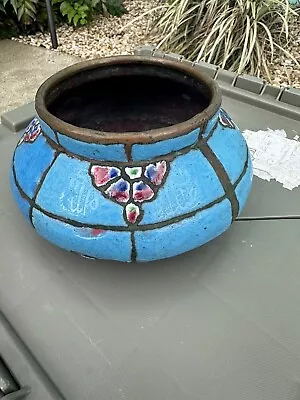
[125,203,140,224]
[219,108,236,129]
[90,165,120,186]
[18,118,41,145]
[105,179,130,203]
[90,160,168,225]
[125,167,142,179]
[145,161,167,185]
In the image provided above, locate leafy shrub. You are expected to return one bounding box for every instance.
[102,0,126,16]
[53,0,96,27]
[0,6,19,37]
[152,0,298,78]
[0,0,126,37]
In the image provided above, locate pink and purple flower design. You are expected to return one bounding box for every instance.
[18,118,41,145]
[145,161,167,185]
[90,165,120,186]
[219,108,236,129]
[133,182,154,202]
[105,179,130,203]
[125,203,140,224]
[90,161,169,225]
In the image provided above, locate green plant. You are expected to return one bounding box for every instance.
[0,0,126,36]
[1,0,38,24]
[0,2,20,37]
[148,0,298,79]
[53,0,96,26]
[102,0,126,16]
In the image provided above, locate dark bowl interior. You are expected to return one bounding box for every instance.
[47,63,212,133]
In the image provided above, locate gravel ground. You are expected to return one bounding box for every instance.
[11,1,300,89]
[267,13,300,88]
[12,0,161,59]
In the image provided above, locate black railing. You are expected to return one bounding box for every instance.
[45,0,58,49]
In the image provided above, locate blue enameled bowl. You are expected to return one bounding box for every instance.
[10,56,253,262]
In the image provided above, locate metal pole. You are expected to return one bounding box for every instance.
[45,0,58,49]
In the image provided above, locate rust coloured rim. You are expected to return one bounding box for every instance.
[35,56,222,145]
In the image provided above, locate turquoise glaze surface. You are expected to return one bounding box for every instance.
[11,108,253,262]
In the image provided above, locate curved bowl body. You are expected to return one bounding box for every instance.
[10,56,253,262]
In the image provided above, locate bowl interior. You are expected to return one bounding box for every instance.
[46,63,212,133]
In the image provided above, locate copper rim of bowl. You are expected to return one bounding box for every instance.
[35,55,222,145]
